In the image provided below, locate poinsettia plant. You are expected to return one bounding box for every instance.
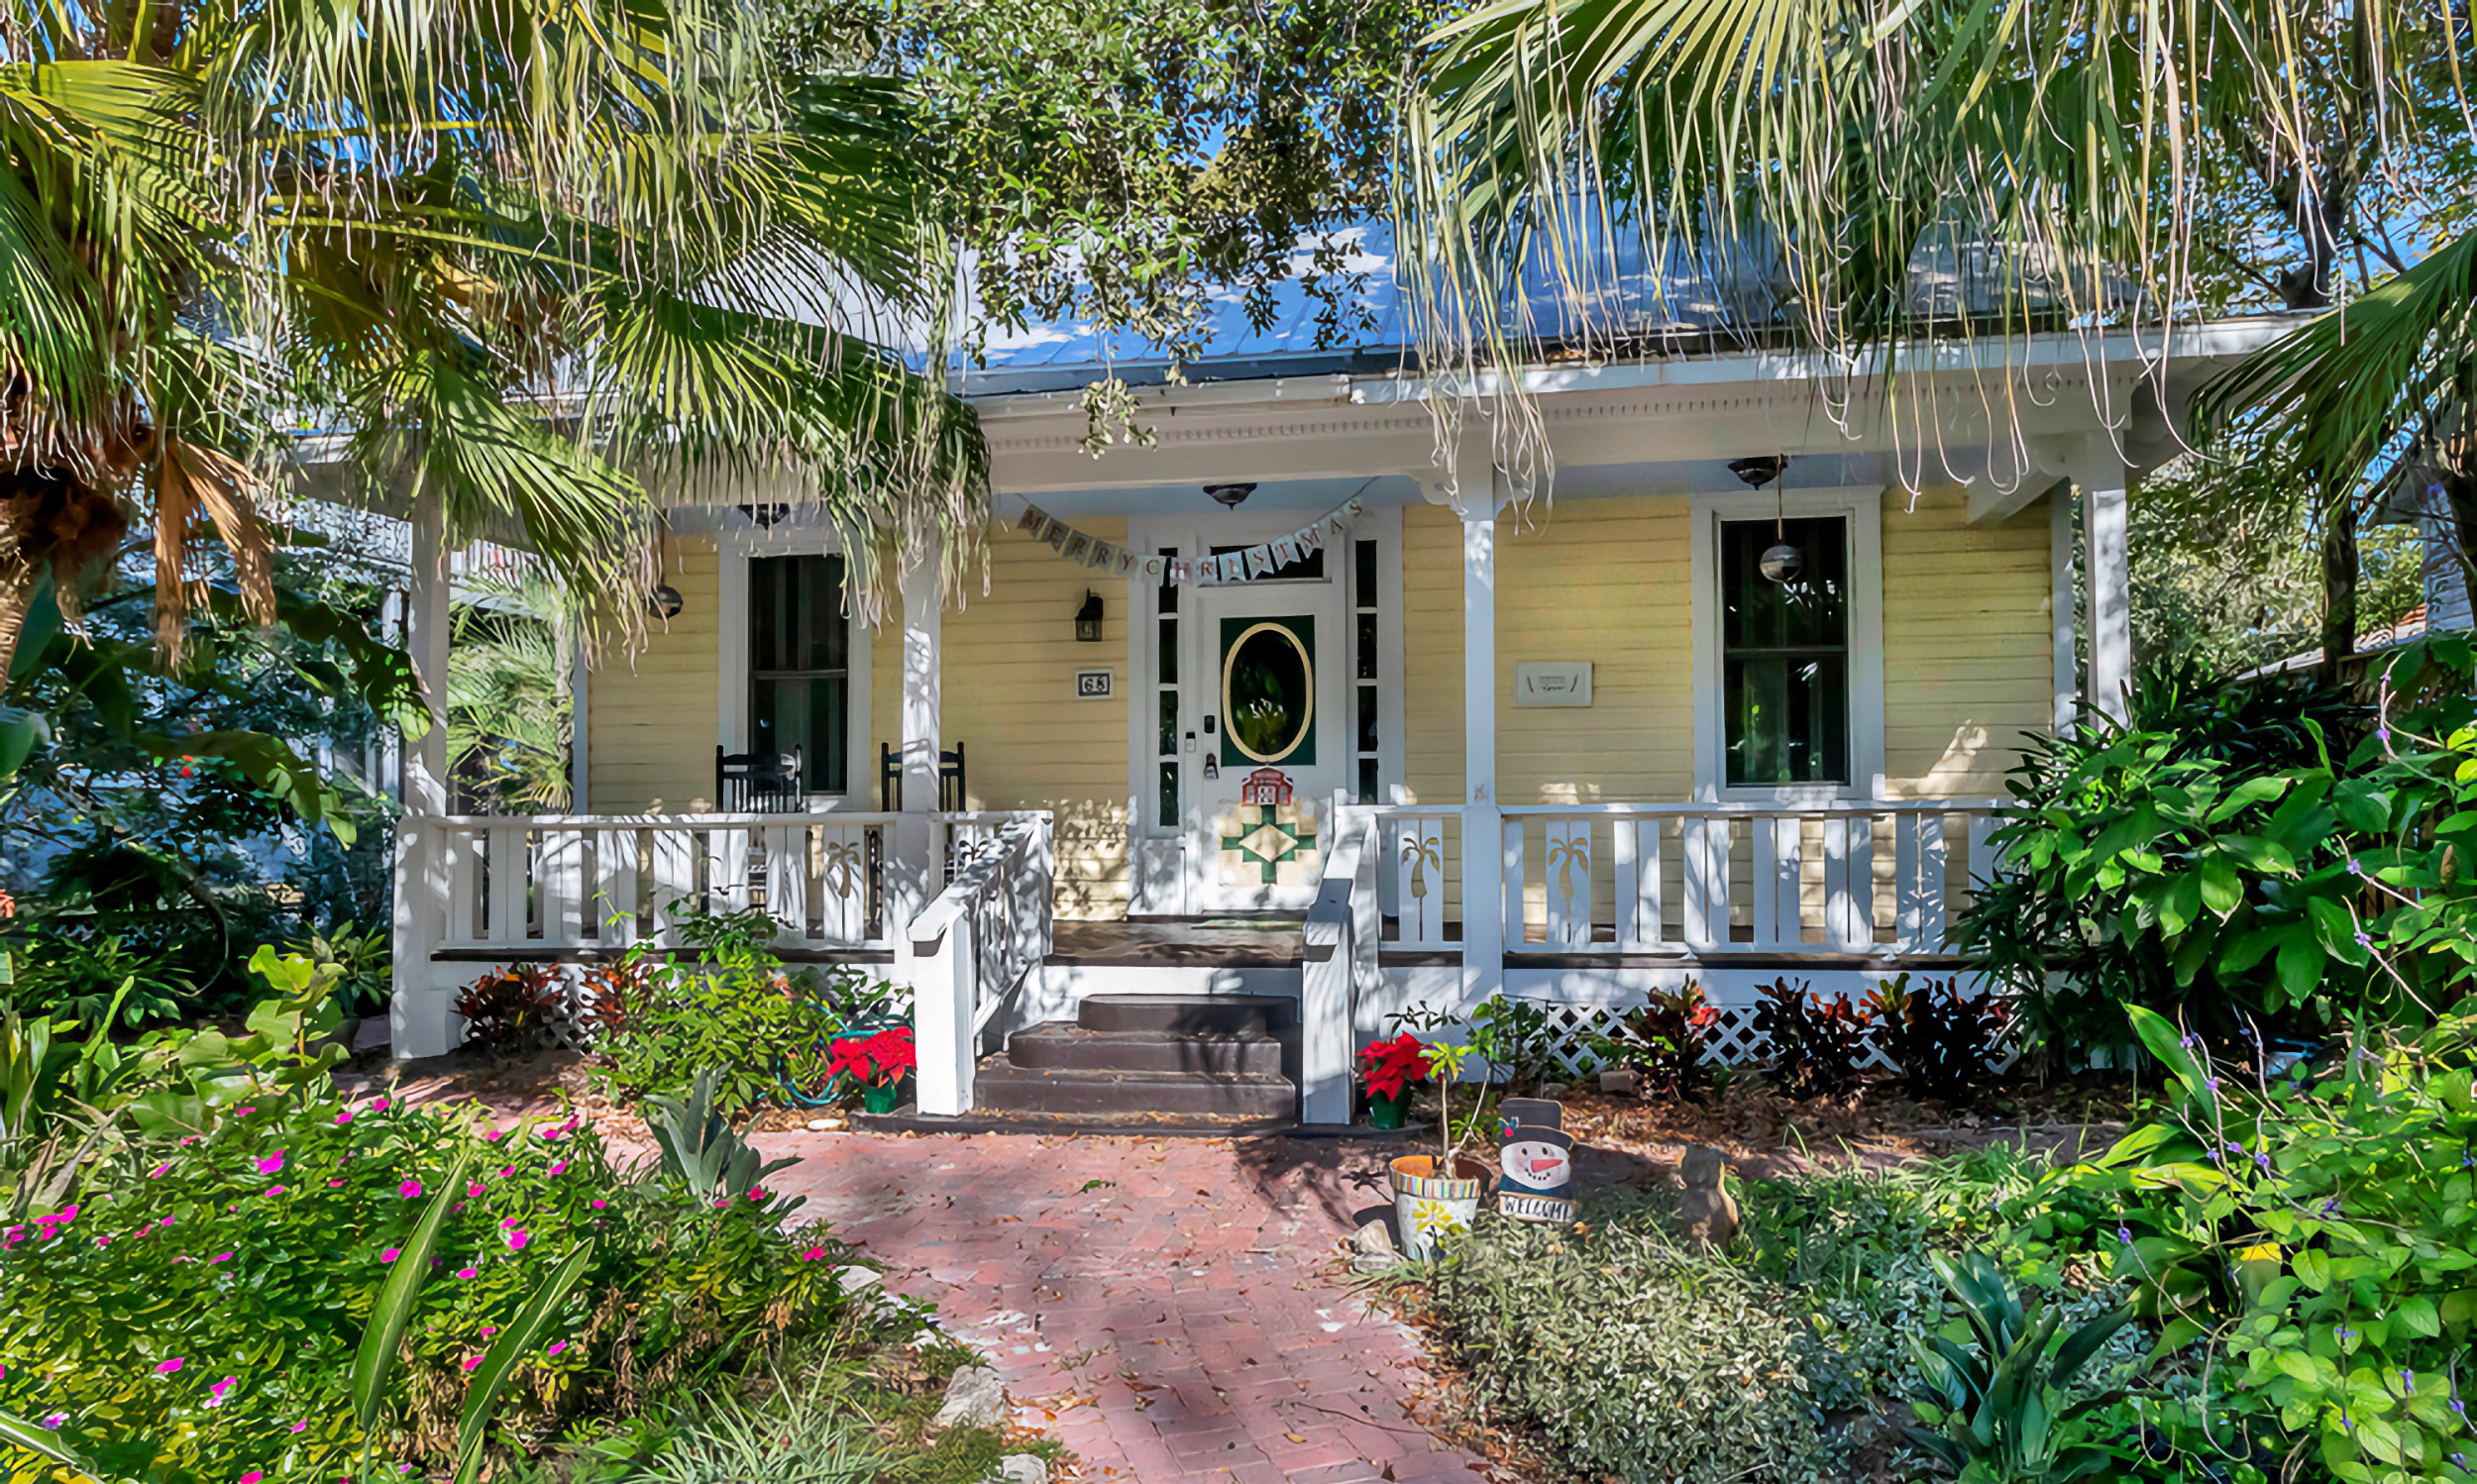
[1356,1032,1437,1102]
[823,1026,915,1090]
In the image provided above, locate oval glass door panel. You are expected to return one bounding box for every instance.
[1220,617,1315,765]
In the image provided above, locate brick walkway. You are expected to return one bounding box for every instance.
[755,1130,1493,1484]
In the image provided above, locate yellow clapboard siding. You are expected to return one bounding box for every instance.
[587,536,720,812]
[1882,488,2054,796]
[941,517,1131,918]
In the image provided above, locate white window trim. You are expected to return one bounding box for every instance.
[711,507,870,806]
[1689,484,1885,803]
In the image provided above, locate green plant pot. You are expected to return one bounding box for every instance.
[1367,1091,1409,1129]
[860,1082,902,1114]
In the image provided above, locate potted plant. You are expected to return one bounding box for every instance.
[825,1025,915,1113]
[1387,1040,1496,1259]
[1355,1031,1435,1129]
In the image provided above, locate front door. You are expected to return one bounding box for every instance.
[1187,577,1346,910]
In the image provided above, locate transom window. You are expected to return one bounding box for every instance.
[749,554,849,795]
[1720,516,1850,786]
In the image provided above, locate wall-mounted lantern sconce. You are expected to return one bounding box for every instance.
[647,583,686,620]
[1075,589,1105,642]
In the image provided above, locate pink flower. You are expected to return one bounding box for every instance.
[589,1200,607,1210]
[462,1356,484,1373]
[479,1326,498,1338]
[747,1188,766,1203]
[210,1252,234,1264]
[485,1129,503,1143]
[801,1247,828,1261]
[94,1235,109,1248]
[160,1216,174,1226]
[381,1247,401,1263]
[548,1161,568,1176]
[289,1421,308,1434]
[506,1229,530,1251]
[497,1165,514,1179]
[329,1178,347,1187]
[207,1376,237,1409]
[456,1267,479,1280]
[499,1216,520,1228]
[256,1152,284,1176]
[399,1180,423,1199]
[467,1183,485,1198]
[267,1187,286,1197]
[40,1414,65,1430]
[235,1107,255,1117]
[375,1098,390,1112]
[151,1162,174,1178]
[241,1472,264,1484]
[547,1341,567,1356]
[712,1198,730,1210]
[157,1358,184,1375]
[336,1111,355,1124]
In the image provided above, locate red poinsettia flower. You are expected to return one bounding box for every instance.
[825,1026,917,1089]
[1355,1032,1438,1102]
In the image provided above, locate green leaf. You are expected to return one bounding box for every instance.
[2295,1248,2332,1292]
[455,1241,595,1484]
[2199,856,2244,915]
[2396,1295,2441,1337]
[0,1408,99,1476]
[354,1149,475,1431]
[2126,1005,2208,1100]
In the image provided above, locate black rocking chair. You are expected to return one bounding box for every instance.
[878,740,965,811]
[715,745,807,813]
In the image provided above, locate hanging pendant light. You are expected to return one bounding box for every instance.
[648,515,686,618]
[1728,455,1799,583]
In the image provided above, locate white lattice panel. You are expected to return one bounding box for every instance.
[1520,994,2010,1081]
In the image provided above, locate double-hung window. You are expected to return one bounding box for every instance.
[748,554,849,795]
[1719,516,1850,787]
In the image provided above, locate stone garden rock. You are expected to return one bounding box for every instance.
[933,1363,1007,1429]
[990,1454,1047,1484]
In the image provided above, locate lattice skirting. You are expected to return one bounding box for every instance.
[1530,997,2019,1082]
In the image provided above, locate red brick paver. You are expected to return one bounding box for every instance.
[756,1130,1491,1484]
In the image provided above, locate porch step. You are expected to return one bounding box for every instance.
[971,1062,1297,1120]
[970,994,1301,1124]
[1007,1020,1286,1076]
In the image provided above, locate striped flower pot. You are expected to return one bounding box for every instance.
[1388,1155,1491,1260]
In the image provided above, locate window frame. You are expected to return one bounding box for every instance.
[711,507,870,806]
[1690,484,1885,803]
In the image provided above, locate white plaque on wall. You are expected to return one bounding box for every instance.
[1074,669,1114,699]
[1515,662,1593,707]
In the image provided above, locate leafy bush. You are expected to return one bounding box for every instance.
[0,1082,856,1484]
[456,964,567,1057]
[589,907,906,1119]
[1866,975,2010,1102]
[1,927,189,1028]
[644,1069,800,1202]
[2008,1003,2477,1484]
[1585,981,1718,1097]
[1388,992,1560,1088]
[1752,979,1871,1099]
[1436,1212,1831,1483]
[1901,1252,2133,1483]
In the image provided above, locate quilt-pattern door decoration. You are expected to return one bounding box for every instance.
[1495,1096,1578,1223]
[1214,767,1322,889]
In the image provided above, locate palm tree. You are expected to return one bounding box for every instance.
[1394,0,2476,484]
[0,0,983,684]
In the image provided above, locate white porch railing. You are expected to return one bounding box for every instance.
[912,814,1055,1115]
[419,811,902,954]
[1500,801,2006,955]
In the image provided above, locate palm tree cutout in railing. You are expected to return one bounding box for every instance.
[1401,833,1442,901]
[820,839,864,900]
[1547,833,1591,905]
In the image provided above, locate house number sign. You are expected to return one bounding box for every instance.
[1074,670,1113,699]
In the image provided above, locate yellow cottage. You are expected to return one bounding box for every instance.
[386,319,2290,1126]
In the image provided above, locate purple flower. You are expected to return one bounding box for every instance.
[2321,1197,2343,1217]
[2255,1152,2273,1171]
[2117,1224,2134,1245]
[2347,856,2364,876]
[40,1414,65,1430]
[2356,931,2375,950]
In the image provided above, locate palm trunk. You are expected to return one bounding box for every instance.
[0,550,39,684]
[2318,503,2359,689]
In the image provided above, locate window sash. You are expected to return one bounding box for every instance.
[1720,517,1851,787]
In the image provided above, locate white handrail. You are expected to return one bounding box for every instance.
[1301,804,1378,1125]
[909,813,1053,1117]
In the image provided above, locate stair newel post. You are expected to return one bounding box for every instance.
[910,891,975,1116]
[1301,791,1361,1126]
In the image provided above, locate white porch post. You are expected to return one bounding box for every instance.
[892,551,953,1109]
[2050,486,2078,733]
[390,491,456,1060]
[1460,497,1503,1009]
[2077,449,2133,723]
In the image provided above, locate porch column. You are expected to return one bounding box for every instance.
[899,551,942,812]
[891,552,945,1098]
[391,490,456,1060]
[2050,486,2077,733]
[2076,448,2133,723]
[1460,497,1503,1009]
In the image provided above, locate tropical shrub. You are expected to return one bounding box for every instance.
[0,927,189,1029]
[1388,992,1560,1088]
[1584,981,1718,1097]
[589,906,906,1119]
[2008,1003,2477,1484]
[0,1083,856,1484]
[1866,975,2010,1102]
[1901,1252,2133,1483]
[455,965,568,1058]
[1436,1212,1830,1483]
[643,1070,800,1203]
[1751,979,1872,1099]
[1958,643,2477,1053]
